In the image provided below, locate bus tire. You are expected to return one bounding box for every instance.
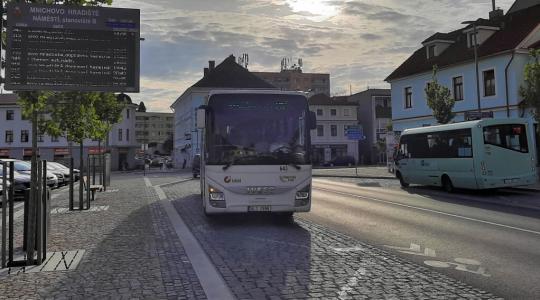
[442,175,454,193]
[397,172,409,188]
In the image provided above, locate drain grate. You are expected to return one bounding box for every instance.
[50,206,109,214]
[0,250,86,276]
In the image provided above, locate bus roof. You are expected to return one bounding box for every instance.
[208,89,308,98]
[402,118,530,135]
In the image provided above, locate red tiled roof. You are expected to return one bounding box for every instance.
[386,5,540,81]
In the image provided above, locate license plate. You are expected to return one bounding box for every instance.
[248,205,271,212]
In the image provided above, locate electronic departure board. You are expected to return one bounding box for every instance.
[5,3,140,92]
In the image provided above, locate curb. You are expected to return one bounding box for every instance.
[312,174,397,180]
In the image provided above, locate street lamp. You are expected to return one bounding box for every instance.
[462,20,482,115]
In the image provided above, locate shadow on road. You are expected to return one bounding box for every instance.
[171,194,315,299]
[400,185,540,219]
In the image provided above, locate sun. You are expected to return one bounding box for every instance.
[285,0,339,20]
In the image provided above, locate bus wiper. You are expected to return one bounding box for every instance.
[222,159,236,171]
[288,163,301,170]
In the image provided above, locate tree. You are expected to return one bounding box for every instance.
[425,66,455,124]
[519,49,540,130]
[163,134,174,154]
[137,101,147,112]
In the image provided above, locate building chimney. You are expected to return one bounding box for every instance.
[204,67,209,77]
[489,0,504,20]
[209,60,215,70]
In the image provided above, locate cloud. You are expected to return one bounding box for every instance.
[112,0,516,111]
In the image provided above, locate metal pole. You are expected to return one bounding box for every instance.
[41,161,48,262]
[36,161,43,264]
[92,155,96,185]
[69,157,74,210]
[79,144,83,210]
[473,23,481,114]
[86,156,90,209]
[2,162,7,268]
[8,162,14,264]
[26,99,39,265]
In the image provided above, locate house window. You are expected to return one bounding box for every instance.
[118,129,123,141]
[427,45,436,59]
[5,130,13,143]
[483,69,495,97]
[38,133,44,142]
[316,109,323,116]
[344,109,350,117]
[126,129,130,141]
[6,110,14,120]
[21,130,29,143]
[331,125,337,137]
[453,76,464,101]
[330,109,337,116]
[317,125,324,137]
[468,32,478,47]
[404,87,412,108]
[51,136,59,142]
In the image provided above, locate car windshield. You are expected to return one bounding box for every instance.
[14,161,31,172]
[206,93,311,166]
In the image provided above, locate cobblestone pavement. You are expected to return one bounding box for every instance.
[0,173,205,299]
[162,179,501,300]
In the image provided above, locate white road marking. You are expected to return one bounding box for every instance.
[424,258,491,277]
[143,177,152,187]
[160,199,235,300]
[332,246,365,252]
[314,187,540,236]
[337,267,367,299]
[384,243,436,258]
[153,186,167,200]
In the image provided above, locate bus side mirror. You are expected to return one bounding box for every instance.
[196,108,206,129]
[309,111,317,130]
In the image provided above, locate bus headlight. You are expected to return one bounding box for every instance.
[295,185,310,207]
[208,185,226,208]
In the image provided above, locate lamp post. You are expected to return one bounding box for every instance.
[462,21,482,115]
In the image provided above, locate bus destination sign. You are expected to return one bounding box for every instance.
[5,3,140,92]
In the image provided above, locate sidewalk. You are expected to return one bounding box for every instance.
[313,166,396,179]
[0,173,204,299]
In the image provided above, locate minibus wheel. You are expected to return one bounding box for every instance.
[397,172,409,188]
[442,175,454,193]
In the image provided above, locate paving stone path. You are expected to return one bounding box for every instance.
[163,179,501,300]
[0,173,205,299]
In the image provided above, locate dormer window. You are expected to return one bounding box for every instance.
[468,32,478,48]
[427,45,436,59]
[463,26,499,48]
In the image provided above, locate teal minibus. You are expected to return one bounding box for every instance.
[395,119,538,192]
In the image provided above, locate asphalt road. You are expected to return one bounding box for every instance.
[304,178,540,299]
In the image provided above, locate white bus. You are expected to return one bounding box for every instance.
[196,90,316,216]
[394,119,538,192]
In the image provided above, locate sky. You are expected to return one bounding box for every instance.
[113,0,516,112]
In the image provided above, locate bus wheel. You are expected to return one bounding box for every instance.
[397,172,409,188]
[442,175,454,193]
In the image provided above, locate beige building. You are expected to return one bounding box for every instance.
[135,111,174,151]
[308,94,359,165]
[253,69,330,96]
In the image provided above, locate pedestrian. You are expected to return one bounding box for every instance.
[182,158,187,169]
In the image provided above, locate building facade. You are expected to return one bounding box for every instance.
[386,3,539,134]
[253,69,330,96]
[135,111,174,154]
[0,94,139,170]
[170,55,277,168]
[308,94,359,165]
[348,89,392,165]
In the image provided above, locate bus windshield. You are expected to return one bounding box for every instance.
[206,93,310,166]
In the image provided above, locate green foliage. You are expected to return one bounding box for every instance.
[425,66,455,124]
[519,49,540,128]
[137,101,147,112]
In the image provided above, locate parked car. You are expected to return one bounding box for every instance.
[6,160,59,189]
[0,164,31,198]
[47,162,80,183]
[192,154,201,178]
[325,156,356,167]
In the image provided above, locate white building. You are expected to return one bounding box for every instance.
[385,1,539,132]
[170,55,276,168]
[348,89,392,165]
[0,93,139,170]
[308,94,359,165]
[385,1,539,162]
